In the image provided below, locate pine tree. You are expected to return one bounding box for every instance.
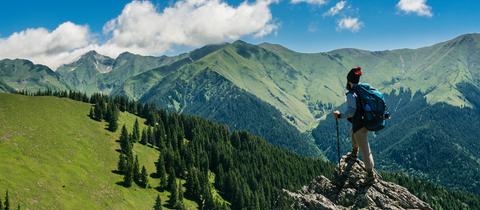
[123,163,133,187]
[141,166,149,188]
[185,168,201,202]
[120,125,132,155]
[140,129,148,145]
[168,178,178,208]
[156,153,167,189]
[153,194,162,210]
[4,190,9,210]
[168,168,177,194]
[177,181,184,209]
[147,126,154,146]
[117,154,127,173]
[107,105,119,132]
[133,155,140,184]
[93,102,103,121]
[0,195,3,210]
[89,106,95,119]
[132,119,140,142]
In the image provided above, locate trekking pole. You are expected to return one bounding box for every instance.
[335,118,340,165]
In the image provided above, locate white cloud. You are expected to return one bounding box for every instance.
[0,22,97,69]
[98,0,277,58]
[324,0,346,16]
[0,0,277,69]
[397,0,432,17]
[337,17,362,32]
[290,0,327,6]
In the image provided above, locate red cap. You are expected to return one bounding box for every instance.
[353,66,362,76]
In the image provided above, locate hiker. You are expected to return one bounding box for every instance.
[332,66,375,180]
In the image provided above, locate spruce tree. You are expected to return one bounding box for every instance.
[156,153,167,189]
[168,178,178,208]
[140,129,148,145]
[177,181,184,209]
[141,166,149,188]
[147,126,154,146]
[117,154,127,173]
[120,125,132,155]
[93,102,103,121]
[132,119,140,142]
[107,105,119,132]
[89,106,95,119]
[123,163,133,187]
[167,168,177,194]
[0,196,3,210]
[4,190,9,210]
[185,168,201,202]
[153,194,162,210]
[133,156,140,184]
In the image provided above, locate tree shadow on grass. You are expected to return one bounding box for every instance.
[111,169,122,175]
[115,181,128,187]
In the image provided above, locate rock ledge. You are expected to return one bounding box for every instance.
[285,156,432,210]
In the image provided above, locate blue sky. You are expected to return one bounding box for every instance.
[0,0,478,68]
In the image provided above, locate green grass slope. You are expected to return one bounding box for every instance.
[0,93,197,209]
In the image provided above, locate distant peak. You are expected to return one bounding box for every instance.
[78,50,113,62]
[118,51,135,57]
[448,33,480,45]
[232,40,248,45]
[82,50,99,57]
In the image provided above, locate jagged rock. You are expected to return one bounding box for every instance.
[285,156,432,210]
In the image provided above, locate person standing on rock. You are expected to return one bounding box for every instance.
[333,66,375,181]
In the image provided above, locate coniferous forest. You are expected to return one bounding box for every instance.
[18,90,334,209]
[15,90,480,210]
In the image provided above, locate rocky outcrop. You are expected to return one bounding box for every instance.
[285,156,432,210]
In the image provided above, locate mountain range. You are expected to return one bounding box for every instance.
[1,33,479,194]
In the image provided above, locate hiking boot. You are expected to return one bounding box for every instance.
[365,170,376,184]
[346,150,358,162]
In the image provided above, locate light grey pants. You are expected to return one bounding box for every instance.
[351,127,374,172]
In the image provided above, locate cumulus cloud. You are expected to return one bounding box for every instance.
[337,17,362,32]
[396,0,432,17]
[98,0,277,58]
[324,0,346,16]
[0,0,277,69]
[0,22,97,69]
[290,0,327,6]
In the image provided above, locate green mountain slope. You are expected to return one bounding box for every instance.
[0,59,69,91]
[0,93,198,209]
[140,69,321,156]
[112,43,227,100]
[0,79,15,92]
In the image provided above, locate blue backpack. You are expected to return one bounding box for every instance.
[352,83,388,131]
